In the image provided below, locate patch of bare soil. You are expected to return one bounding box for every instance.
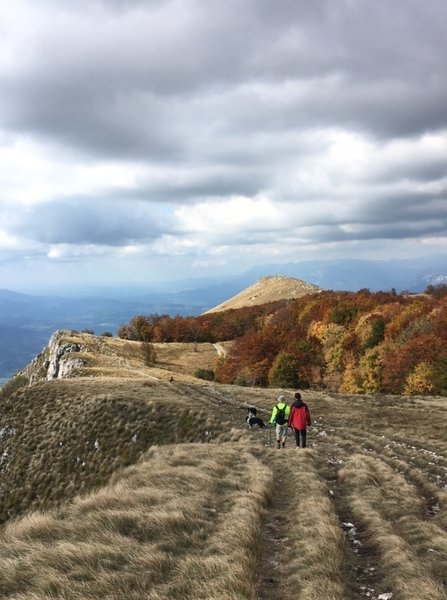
[315,444,383,600]
[256,452,295,600]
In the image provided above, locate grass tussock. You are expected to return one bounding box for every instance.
[0,444,271,600]
[339,454,447,599]
[0,378,241,523]
[280,450,351,599]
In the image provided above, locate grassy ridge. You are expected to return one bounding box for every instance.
[0,444,272,600]
[5,422,445,599]
[0,378,243,523]
[1,332,446,599]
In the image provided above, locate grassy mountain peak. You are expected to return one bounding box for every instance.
[203,275,321,313]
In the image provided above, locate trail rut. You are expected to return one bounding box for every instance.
[256,451,296,600]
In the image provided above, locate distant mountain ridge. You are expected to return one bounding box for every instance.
[242,255,447,292]
[1,253,446,378]
[203,275,320,313]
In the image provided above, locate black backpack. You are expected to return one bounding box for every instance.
[275,405,287,425]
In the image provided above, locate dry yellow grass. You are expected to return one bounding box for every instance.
[256,450,351,600]
[0,377,248,523]
[19,330,226,382]
[1,332,446,599]
[203,275,321,313]
[0,444,272,600]
[338,454,447,600]
[154,341,232,376]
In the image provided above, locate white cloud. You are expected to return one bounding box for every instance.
[0,0,446,289]
[174,196,282,235]
[0,228,22,250]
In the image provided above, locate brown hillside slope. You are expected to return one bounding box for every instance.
[1,332,447,600]
[203,275,321,313]
[20,329,225,384]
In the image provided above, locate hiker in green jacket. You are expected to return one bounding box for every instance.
[269,395,290,449]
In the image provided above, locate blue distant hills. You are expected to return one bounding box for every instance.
[1,254,446,378]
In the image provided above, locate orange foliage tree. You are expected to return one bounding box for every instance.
[120,290,447,395]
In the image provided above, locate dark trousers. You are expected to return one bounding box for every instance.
[293,428,307,448]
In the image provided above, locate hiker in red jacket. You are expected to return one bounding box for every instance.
[288,392,311,448]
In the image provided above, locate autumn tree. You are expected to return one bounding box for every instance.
[358,347,383,393]
[381,334,443,393]
[404,362,434,395]
[215,328,279,386]
[118,289,447,395]
[340,354,362,394]
[424,283,447,299]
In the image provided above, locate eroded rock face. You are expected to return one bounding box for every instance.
[46,334,84,380]
[21,330,86,384]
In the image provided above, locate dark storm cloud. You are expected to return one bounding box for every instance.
[12,199,162,245]
[1,0,447,280]
[350,189,447,225]
[365,155,447,184]
[1,2,250,158]
[2,81,182,160]
[123,170,270,201]
[303,190,447,245]
[2,0,447,161]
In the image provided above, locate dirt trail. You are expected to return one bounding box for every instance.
[168,384,447,599]
[256,450,296,600]
[212,343,227,358]
[314,444,383,600]
[166,384,434,600]
[171,383,297,597]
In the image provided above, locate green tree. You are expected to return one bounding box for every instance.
[268,353,306,389]
[194,368,215,381]
[432,351,447,395]
[329,304,358,326]
[363,317,385,349]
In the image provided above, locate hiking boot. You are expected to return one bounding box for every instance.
[276,441,281,449]
[282,442,286,448]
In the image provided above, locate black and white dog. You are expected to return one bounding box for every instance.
[246,406,266,429]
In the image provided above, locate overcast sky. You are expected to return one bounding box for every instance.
[1,0,446,291]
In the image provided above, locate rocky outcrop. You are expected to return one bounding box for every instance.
[46,333,85,379]
[20,330,86,385]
